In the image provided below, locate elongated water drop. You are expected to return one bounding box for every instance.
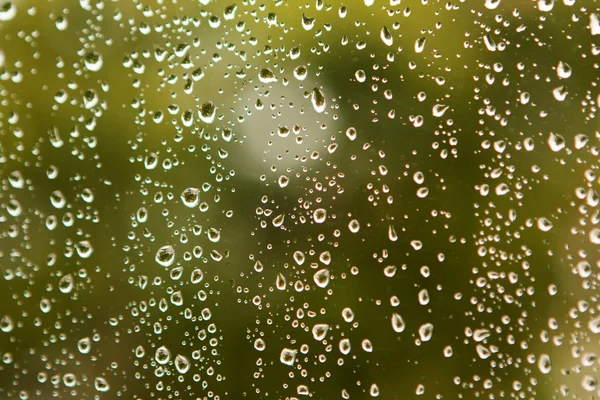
[311,87,327,113]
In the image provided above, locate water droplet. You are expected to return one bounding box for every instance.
[181,188,200,207]
[301,13,315,30]
[418,323,434,342]
[155,346,171,365]
[484,0,501,9]
[144,153,158,169]
[575,134,589,149]
[370,383,380,397]
[259,68,277,83]
[273,213,285,227]
[50,190,66,209]
[277,175,290,188]
[293,251,305,265]
[383,265,397,277]
[276,273,287,290]
[552,86,568,101]
[388,224,398,241]
[188,269,203,285]
[346,127,357,141]
[0,1,16,21]
[135,345,145,358]
[581,375,598,392]
[254,338,266,351]
[588,315,600,334]
[174,354,191,374]
[590,228,600,244]
[443,345,453,357]
[313,208,327,223]
[483,35,497,51]
[548,132,566,152]
[199,101,216,124]
[314,269,330,288]
[77,337,91,354]
[339,338,351,355]
[207,227,221,242]
[59,274,74,294]
[280,348,297,366]
[84,52,103,72]
[391,313,405,333]
[55,15,68,30]
[432,104,449,117]
[0,315,14,333]
[380,26,393,46]
[410,240,423,250]
[537,217,553,232]
[312,324,329,341]
[39,298,51,313]
[557,61,572,78]
[362,339,373,352]
[94,377,110,392]
[538,354,552,374]
[538,0,554,12]
[342,307,355,323]
[355,69,366,83]
[591,13,600,35]
[473,329,491,342]
[415,37,426,53]
[311,87,327,113]
[293,65,308,81]
[156,245,176,267]
[75,240,93,258]
[476,344,491,359]
[348,219,360,233]
[416,187,429,198]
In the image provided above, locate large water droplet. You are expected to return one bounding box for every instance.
[313,208,327,223]
[313,269,330,288]
[156,245,176,267]
[380,26,393,46]
[312,324,329,341]
[199,102,216,124]
[155,346,171,365]
[174,354,191,373]
[84,52,103,72]
[418,323,434,342]
[391,313,406,333]
[59,274,74,294]
[280,348,297,366]
[311,87,327,113]
[538,354,552,374]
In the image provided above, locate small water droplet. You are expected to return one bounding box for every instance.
[84,52,103,72]
[181,187,200,207]
[313,208,327,223]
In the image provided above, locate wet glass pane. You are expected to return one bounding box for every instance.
[1,0,600,398]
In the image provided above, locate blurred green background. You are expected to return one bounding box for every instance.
[1,0,599,399]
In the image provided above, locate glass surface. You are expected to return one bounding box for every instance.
[1,0,599,398]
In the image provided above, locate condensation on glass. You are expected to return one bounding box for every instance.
[1,0,599,399]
